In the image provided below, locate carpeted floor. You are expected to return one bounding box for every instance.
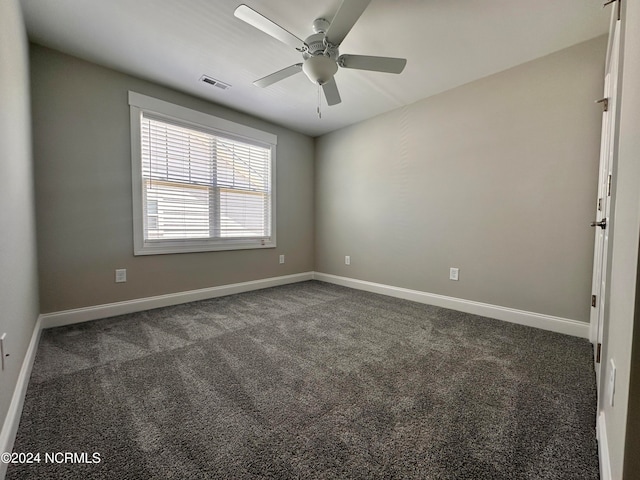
[8,281,598,479]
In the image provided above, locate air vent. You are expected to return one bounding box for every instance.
[200,75,231,90]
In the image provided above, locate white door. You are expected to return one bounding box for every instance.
[590,8,620,393]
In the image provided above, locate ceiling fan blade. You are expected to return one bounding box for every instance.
[322,77,342,106]
[325,0,371,46]
[253,64,303,88]
[338,54,407,74]
[234,4,305,50]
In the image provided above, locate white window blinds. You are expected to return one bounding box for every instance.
[129,92,276,255]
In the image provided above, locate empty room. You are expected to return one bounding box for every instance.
[1,0,639,479]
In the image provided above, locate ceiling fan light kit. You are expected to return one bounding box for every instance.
[234,0,407,107]
[302,55,338,85]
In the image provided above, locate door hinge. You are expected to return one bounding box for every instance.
[598,198,603,211]
[596,97,609,112]
[596,343,602,363]
[592,294,597,307]
[607,174,612,196]
[603,0,621,21]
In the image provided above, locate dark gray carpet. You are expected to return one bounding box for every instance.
[8,281,598,479]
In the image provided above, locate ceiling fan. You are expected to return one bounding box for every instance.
[234,0,407,106]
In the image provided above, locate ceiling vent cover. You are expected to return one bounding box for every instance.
[200,75,231,90]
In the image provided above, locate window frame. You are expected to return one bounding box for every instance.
[129,91,277,256]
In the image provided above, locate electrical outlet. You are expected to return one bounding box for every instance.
[1,333,7,371]
[345,256,351,265]
[449,267,459,281]
[608,359,616,407]
[115,269,127,283]
[279,254,285,264]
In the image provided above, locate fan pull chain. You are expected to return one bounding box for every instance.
[317,84,322,119]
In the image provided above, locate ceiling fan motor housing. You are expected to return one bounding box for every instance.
[303,33,338,60]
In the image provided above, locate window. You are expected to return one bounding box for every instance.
[129,92,276,255]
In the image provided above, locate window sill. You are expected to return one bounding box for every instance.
[134,239,276,256]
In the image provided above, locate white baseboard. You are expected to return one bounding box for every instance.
[39,270,589,337]
[313,273,590,339]
[597,411,612,480]
[0,317,43,480]
[40,272,314,329]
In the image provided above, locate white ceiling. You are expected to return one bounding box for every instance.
[19,0,609,137]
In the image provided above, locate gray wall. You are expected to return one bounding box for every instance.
[315,36,606,322]
[30,45,314,314]
[0,0,40,467]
